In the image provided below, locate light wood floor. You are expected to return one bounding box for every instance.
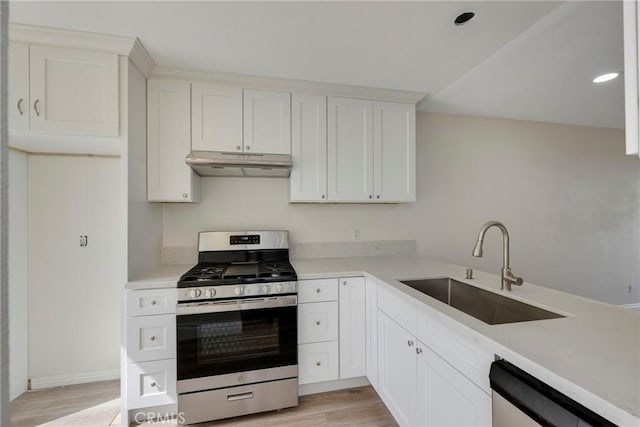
[10,381,397,427]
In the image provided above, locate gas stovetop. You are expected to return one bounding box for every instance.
[178,261,297,287]
[177,231,298,300]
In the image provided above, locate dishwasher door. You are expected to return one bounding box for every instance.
[489,360,616,427]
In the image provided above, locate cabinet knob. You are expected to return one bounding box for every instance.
[182,193,188,199]
[236,145,241,150]
[368,195,373,199]
[321,194,326,199]
[343,281,347,286]
[316,288,321,294]
[150,300,157,306]
[376,195,380,199]
[34,99,41,117]
[17,98,24,116]
[150,382,157,388]
[407,340,414,347]
[316,362,321,367]
[316,321,321,326]
[150,336,156,341]
[416,347,423,354]
[245,145,250,151]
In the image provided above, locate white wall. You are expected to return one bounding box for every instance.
[163,112,639,305]
[414,113,639,305]
[27,155,122,388]
[8,149,28,400]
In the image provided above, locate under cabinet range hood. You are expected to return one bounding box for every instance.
[185,151,293,178]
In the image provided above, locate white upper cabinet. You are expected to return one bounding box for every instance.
[327,97,374,202]
[243,89,291,154]
[338,277,366,379]
[29,45,119,136]
[373,101,416,202]
[623,0,639,157]
[191,84,243,152]
[9,42,29,131]
[147,79,199,202]
[290,94,328,202]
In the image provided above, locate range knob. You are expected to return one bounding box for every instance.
[263,285,272,294]
[206,288,216,298]
[234,287,244,296]
[274,284,283,293]
[190,288,202,298]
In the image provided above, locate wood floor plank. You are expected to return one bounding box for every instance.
[10,381,396,427]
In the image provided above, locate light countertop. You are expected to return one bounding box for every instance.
[126,255,640,425]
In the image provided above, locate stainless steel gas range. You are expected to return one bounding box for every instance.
[176,231,298,425]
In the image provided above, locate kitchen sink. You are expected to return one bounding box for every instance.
[398,278,564,325]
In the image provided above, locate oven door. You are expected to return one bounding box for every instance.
[177,295,297,383]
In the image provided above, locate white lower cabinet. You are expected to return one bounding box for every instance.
[416,345,492,427]
[377,311,416,426]
[298,341,340,384]
[377,299,492,427]
[126,359,177,410]
[339,277,366,379]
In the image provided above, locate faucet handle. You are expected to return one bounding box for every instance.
[505,269,523,287]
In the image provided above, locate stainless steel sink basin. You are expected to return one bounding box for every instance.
[399,278,564,325]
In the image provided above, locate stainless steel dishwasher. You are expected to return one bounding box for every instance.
[490,360,616,427]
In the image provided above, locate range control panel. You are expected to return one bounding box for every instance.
[230,235,260,245]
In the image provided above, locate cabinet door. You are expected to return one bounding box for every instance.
[373,101,416,202]
[29,45,118,136]
[365,278,378,390]
[339,277,366,379]
[9,42,29,131]
[377,311,416,426]
[623,0,639,156]
[416,343,492,427]
[147,79,199,202]
[327,97,373,202]
[191,83,243,153]
[290,94,328,202]
[243,89,291,154]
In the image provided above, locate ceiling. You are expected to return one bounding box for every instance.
[10,1,624,129]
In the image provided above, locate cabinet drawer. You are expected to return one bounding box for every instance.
[298,301,338,344]
[417,309,493,393]
[298,341,339,384]
[126,289,177,316]
[298,278,338,303]
[126,359,177,410]
[377,284,416,336]
[126,314,176,363]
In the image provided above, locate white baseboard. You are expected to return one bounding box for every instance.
[620,303,640,311]
[29,370,120,390]
[298,376,370,396]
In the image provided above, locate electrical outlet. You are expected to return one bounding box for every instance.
[352,229,360,241]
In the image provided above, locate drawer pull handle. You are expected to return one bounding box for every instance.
[407,340,414,347]
[150,336,156,341]
[316,288,321,293]
[343,281,347,286]
[17,98,24,116]
[315,321,321,326]
[316,362,321,367]
[34,99,41,116]
[416,347,423,354]
[150,382,157,388]
[227,391,254,402]
[150,300,157,306]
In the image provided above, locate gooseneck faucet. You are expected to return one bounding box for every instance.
[472,221,523,291]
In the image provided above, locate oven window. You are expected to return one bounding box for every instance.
[178,305,297,380]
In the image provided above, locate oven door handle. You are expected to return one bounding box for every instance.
[177,295,297,315]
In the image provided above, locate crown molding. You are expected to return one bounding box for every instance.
[152,67,427,104]
[9,23,155,78]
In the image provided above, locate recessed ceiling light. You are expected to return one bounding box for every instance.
[593,72,619,83]
[454,12,475,26]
